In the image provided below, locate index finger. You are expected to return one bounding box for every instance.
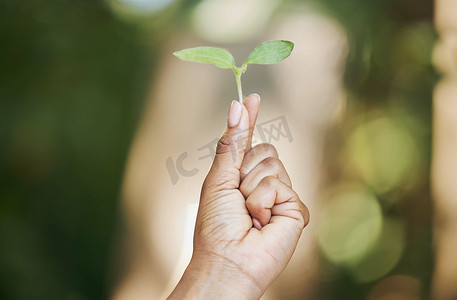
[243,93,261,151]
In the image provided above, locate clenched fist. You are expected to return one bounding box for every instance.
[168,94,309,300]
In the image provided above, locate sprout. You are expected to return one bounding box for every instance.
[173,40,294,103]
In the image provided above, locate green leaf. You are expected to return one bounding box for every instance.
[173,46,236,69]
[243,40,294,66]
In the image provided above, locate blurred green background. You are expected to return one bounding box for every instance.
[0,1,151,299]
[0,0,435,299]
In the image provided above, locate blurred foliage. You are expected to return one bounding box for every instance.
[0,1,154,299]
[0,0,436,299]
[318,0,436,298]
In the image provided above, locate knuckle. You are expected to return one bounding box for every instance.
[252,143,278,158]
[260,175,277,188]
[261,156,282,171]
[259,143,278,157]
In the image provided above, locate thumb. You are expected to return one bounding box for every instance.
[204,100,250,191]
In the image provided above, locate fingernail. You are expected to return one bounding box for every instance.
[228,100,242,128]
[249,93,261,102]
[252,218,262,230]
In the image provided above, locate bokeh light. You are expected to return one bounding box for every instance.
[351,217,405,282]
[346,113,420,194]
[318,183,383,266]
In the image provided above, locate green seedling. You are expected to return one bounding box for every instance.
[173,40,294,104]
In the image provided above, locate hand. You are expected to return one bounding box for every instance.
[168,94,309,300]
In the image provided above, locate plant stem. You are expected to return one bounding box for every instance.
[235,73,243,104]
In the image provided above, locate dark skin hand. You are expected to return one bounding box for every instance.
[168,94,309,300]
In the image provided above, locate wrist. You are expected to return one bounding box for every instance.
[167,253,263,300]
